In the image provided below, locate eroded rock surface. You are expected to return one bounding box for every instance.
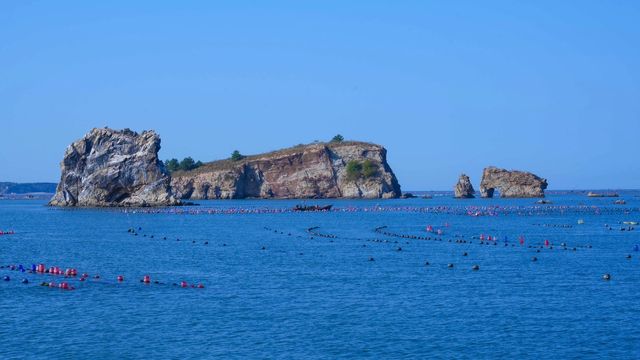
[454,174,475,198]
[479,166,547,198]
[49,128,179,207]
[171,142,401,199]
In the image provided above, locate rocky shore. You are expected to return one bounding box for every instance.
[454,174,475,198]
[171,142,401,200]
[479,166,547,198]
[49,128,179,207]
[49,128,401,206]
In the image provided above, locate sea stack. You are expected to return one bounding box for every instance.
[454,174,475,198]
[479,166,547,198]
[171,141,401,199]
[49,128,179,207]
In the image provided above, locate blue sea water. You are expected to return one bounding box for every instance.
[1,192,639,359]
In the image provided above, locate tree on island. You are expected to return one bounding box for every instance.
[179,157,196,171]
[164,158,180,172]
[331,134,344,143]
[164,157,203,172]
[231,150,244,161]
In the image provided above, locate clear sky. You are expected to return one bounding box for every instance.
[1,1,639,190]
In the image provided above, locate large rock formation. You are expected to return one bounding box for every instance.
[49,128,179,207]
[454,174,475,198]
[479,166,547,198]
[171,142,401,199]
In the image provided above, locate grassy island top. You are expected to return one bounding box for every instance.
[171,140,381,176]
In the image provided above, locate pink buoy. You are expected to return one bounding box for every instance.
[117,275,124,282]
[544,239,550,247]
[180,281,188,288]
[142,275,151,284]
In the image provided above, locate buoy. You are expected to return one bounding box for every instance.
[180,281,188,288]
[532,257,538,262]
[79,277,86,282]
[3,276,9,281]
[21,278,29,284]
[368,257,375,261]
[626,255,632,259]
[602,273,611,281]
[471,265,479,271]
[117,275,124,282]
[424,261,430,266]
[463,252,468,256]
[447,263,454,268]
[544,239,550,247]
[142,275,151,284]
[197,284,204,289]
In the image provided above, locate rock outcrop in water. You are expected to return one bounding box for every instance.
[171,142,401,199]
[479,166,547,198]
[454,174,475,198]
[49,128,179,207]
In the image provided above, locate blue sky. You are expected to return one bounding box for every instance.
[1,1,639,190]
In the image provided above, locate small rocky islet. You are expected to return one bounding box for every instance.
[49,127,548,207]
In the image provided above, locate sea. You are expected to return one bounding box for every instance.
[1,191,639,359]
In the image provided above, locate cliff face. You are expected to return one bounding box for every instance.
[479,167,547,198]
[171,142,401,199]
[454,174,475,198]
[49,128,179,207]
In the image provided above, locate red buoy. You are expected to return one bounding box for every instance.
[142,275,151,284]
[180,281,188,288]
[117,275,124,282]
[197,284,204,289]
[544,239,550,247]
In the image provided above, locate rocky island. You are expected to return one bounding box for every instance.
[479,166,547,198]
[171,141,401,199]
[49,128,179,207]
[454,174,475,198]
[49,128,401,206]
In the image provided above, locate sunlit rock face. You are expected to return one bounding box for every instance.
[171,142,401,199]
[454,174,475,198]
[49,128,179,207]
[479,166,547,198]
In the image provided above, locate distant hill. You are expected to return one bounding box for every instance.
[0,182,57,194]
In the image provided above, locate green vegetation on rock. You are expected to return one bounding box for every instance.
[345,159,378,181]
[231,150,245,161]
[331,134,344,143]
[164,157,203,172]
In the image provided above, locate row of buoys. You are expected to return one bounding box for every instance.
[2,263,205,290]
[118,203,635,218]
[0,230,16,235]
[128,227,214,245]
[140,274,204,288]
